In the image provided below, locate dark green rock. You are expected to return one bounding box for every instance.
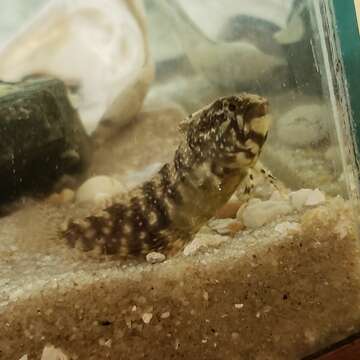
[0,77,92,201]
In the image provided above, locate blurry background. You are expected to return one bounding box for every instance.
[0,0,48,43]
[0,0,350,197]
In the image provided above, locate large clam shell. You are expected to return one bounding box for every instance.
[0,0,153,135]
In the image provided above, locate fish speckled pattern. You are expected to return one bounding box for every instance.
[62,94,271,258]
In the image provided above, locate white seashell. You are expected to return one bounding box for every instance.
[304,188,326,206]
[76,175,124,203]
[289,189,313,210]
[241,200,293,229]
[0,0,153,135]
[289,188,325,210]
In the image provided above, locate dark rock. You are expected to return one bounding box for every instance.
[219,14,283,58]
[218,15,291,94]
[277,0,323,96]
[0,77,92,202]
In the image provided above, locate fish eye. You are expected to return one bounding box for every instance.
[228,103,236,112]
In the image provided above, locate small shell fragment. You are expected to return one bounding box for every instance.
[234,303,244,309]
[274,222,301,235]
[289,188,325,210]
[142,313,153,324]
[208,218,242,235]
[160,311,170,319]
[146,252,166,264]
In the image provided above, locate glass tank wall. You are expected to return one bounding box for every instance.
[0,1,359,359]
[146,0,357,198]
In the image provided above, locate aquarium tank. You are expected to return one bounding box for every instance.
[0,0,360,359]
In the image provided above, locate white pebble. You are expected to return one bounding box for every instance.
[289,189,313,210]
[289,188,325,210]
[76,175,124,203]
[160,311,170,319]
[142,313,153,324]
[183,234,228,256]
[241,200,293,229]
[274,222,300,235]
[304,189,325,206]
[41,345,68,360]
[234,303,244,309]
[146,251,166,264]
[276,104,329,147]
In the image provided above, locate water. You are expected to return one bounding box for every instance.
[0,1,360,359]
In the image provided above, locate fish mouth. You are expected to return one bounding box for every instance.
[243,96,269,123]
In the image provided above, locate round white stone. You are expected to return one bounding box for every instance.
[76,176,124,203]
[146,251,166,264]
[241,199,293,229]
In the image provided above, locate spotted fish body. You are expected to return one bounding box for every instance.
[63,94,271,258]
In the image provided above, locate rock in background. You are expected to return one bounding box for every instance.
[0,77,92,202]
[0,0,154,138]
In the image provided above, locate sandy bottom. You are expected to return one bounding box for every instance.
[1,106,360,360]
